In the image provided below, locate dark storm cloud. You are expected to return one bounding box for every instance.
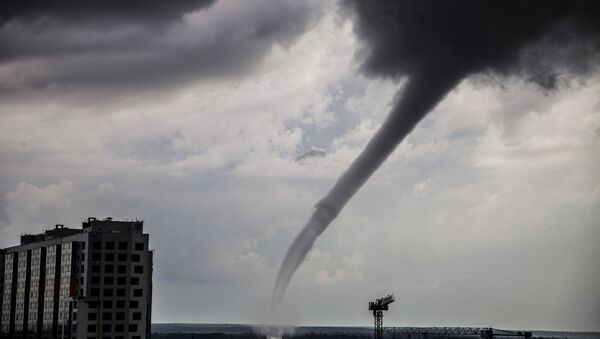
[344,0,600,86]
[272,0,600,312]
[0,0,215,62]
[0,0,216,25]
[0,0,319,93]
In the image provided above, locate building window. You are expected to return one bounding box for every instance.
[117,289,126,297]
[115,312,125,320]
[115,324,124,332]
[118,253,127,262]
[116,300,125,309]
[103,300,112,309]
[104,289,113,297]
[117,277,126,285]
[91,288,99,297]
[103,312,112,320]
[92,253,101,261]
[92,265,100,273]
[118,242,128,250]
[131,254,140,262]
[105,241,115,250]
[129,300,138,309]
[92,241,101,250]
[135,243,144,251]
[88,313,97,321]
[132,312,142,321]
[129,324,137,332]
[131,277,139,286]
[105,253,114,261]
[88,301,98,308]
[133,336,141,339]
[87,325,96,333]
[105,265,114,273]
[82,242,86,249]
[102,324,111,332]
[91,276,100,285]
[104,276,113,285]
[118,265,127,274]
[133,289,143,297]
[134,266,143,274]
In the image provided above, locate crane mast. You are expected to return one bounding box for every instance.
[368,294,395,339]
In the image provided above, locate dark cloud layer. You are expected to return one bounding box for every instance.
[0,0,215,24]
[0,0,318,94]
[345,0,600,84]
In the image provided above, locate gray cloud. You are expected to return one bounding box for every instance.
[0,0,215,24]
[0,0,320,94]
[295,148,326,162]
[344,0,600,86]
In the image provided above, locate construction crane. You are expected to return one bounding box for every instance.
[369,294,395,339]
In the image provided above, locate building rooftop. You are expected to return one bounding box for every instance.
[16,217,144,246]
[82,216,144,233]
[20,224,82,245]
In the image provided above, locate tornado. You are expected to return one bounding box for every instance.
[271,66,462,311]
[271,0,600,313]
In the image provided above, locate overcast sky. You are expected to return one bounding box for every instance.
[1,0,599,332]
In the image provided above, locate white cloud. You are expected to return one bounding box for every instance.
[5,180,74,225]
[296,249,365,285]
[97,181,116,195]
[1,180,74,247]
[412,178,434,197]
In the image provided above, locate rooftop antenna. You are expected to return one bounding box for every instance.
[369,294,395,339]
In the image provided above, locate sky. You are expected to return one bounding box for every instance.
[1,0,599,332]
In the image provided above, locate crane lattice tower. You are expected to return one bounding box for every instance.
[368,294,395,339]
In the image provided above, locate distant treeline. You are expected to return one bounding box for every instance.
[151,333,565,339]
[152,334,371,339]
[151,333,483,339]
[151,333,373,339]
[152,334,263,339]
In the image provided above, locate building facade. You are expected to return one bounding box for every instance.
[0,218,153,339]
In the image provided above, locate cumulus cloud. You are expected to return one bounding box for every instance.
[96,181,116,195]
[4,180,74,230]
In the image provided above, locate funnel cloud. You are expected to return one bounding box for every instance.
[272,0,600,312]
